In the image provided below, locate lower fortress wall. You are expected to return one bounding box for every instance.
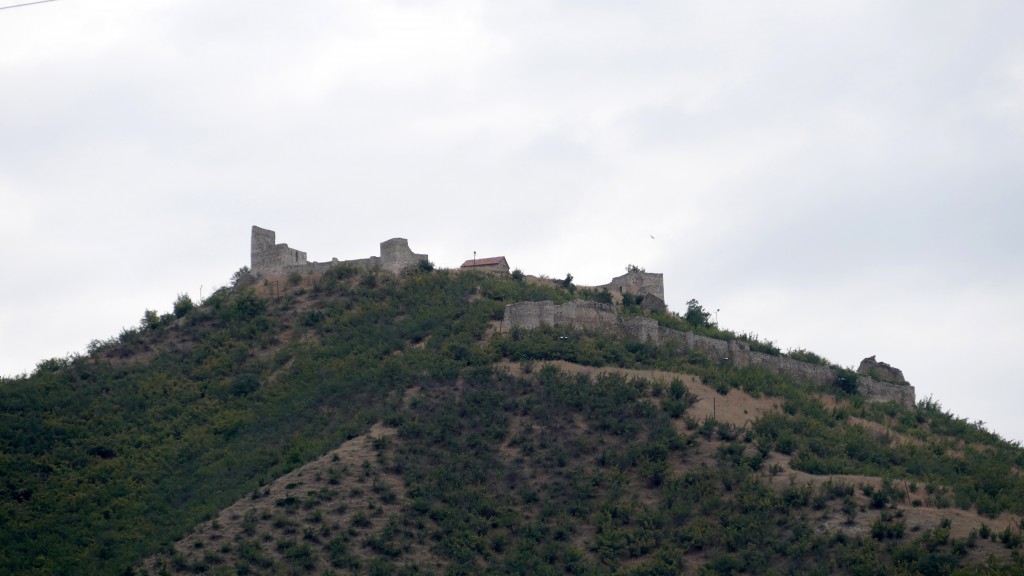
[856,376,916,407]
[502,300,916,408]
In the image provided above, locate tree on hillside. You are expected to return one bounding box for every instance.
[173,294,194,318]
[684,299,711,327]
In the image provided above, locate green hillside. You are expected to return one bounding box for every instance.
[2,266,1023,575]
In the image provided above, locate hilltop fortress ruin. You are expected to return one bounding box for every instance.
[250,226,427,277]
[247,225,914,407]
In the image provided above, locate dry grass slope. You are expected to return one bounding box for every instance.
[139,422,442,575]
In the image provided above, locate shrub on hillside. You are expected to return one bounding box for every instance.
[229,374,261,397]
[834,368,859,395]
[141,309,161,330]
[787,348,828,365]
[174,294,194,318]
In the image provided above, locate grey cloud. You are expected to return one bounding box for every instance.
[2,1,1022,441]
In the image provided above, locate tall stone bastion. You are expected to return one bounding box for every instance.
[501,300,916,408]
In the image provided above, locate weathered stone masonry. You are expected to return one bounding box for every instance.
[250,226,427,277]
[247,225,915,407]
[251,226,308,275]
[602,271,665,303]
[502,300,916,408]
[857,355,907,384]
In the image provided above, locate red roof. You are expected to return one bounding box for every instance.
[460,256,508,268]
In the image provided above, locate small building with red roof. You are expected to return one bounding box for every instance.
[460,256,510,274]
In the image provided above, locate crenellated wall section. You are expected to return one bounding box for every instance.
[502,300,916,408]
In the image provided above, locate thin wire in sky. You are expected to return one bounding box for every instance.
[0,0,60,11]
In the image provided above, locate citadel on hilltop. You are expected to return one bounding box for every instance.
[247,225,914,407]
[250,226,427,277]
[249,225,666,307]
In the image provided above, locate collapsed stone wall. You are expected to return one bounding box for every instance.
[502,300,916,408]
[249,226,427,278]
[858,355,908,384]
[602,271,665,301]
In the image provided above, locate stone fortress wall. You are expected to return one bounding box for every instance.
[247,226,915,408]
[251,226,309,275]
[600,271,666,309]
[501,300,916,408]
[250,226,427,277]
[380,238,429,275]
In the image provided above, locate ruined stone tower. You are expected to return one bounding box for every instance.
[250,226,308,275]
[249,226,427,277]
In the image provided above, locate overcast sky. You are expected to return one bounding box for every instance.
[2,1,1022,441]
